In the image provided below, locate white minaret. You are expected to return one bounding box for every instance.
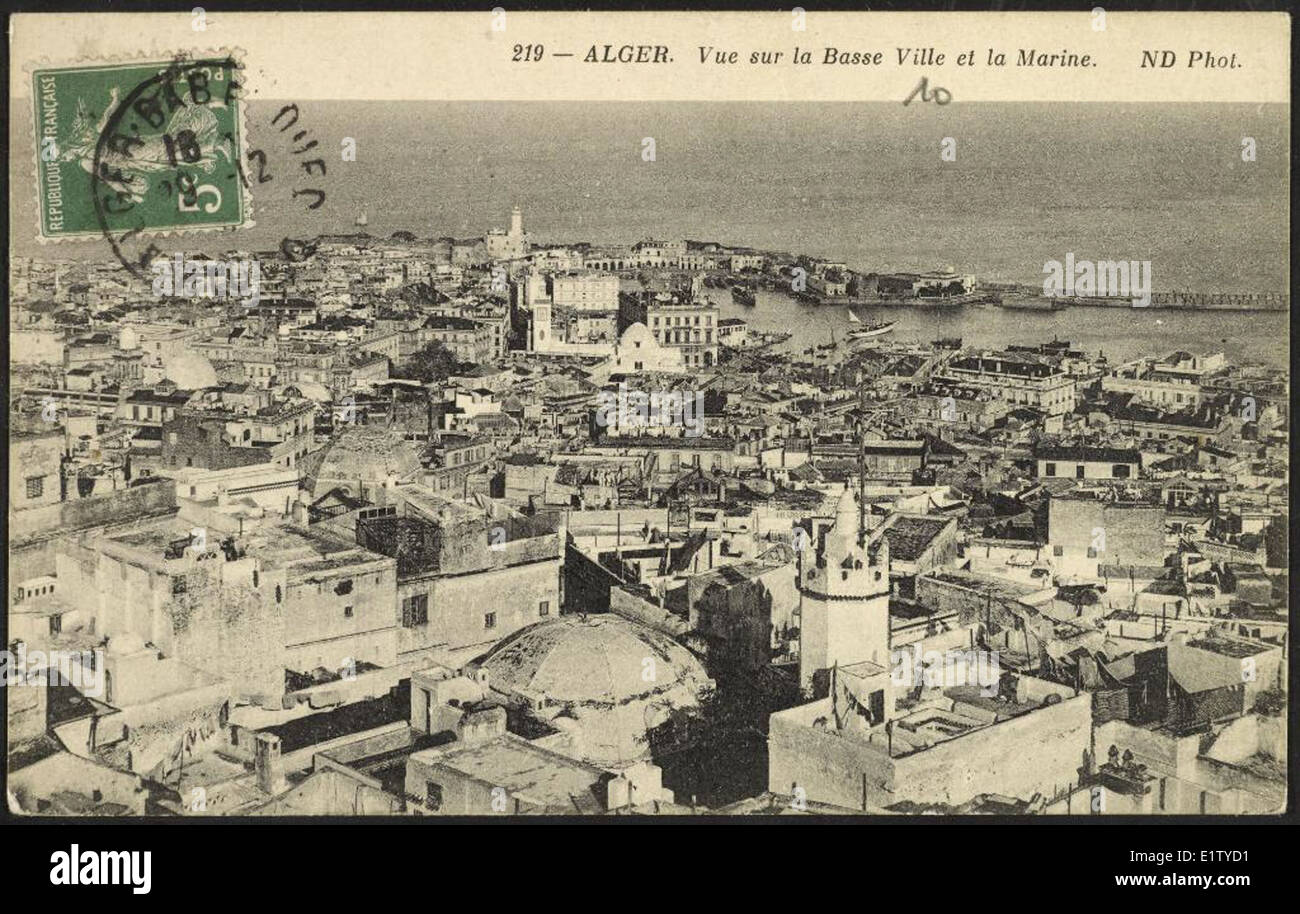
[797,489,892,698]
[510,206,523,238]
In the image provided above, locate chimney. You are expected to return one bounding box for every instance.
[605,775,631,811]
[254,732,285,795]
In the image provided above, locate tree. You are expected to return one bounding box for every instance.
[396,340,461,384]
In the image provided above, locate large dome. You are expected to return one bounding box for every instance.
[480,615,709,706]
[314,424,424,487]
[161,352,217,389]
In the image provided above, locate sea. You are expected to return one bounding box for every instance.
[9,100,1290,367]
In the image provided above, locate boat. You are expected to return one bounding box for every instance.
[749,330,792,347]
[847,319,896,340]
[1000,293,1068,311]
[355,209,369,228]
[731,285,756,306]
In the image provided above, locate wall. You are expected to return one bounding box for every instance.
[768,698,894,810]
[10,480,177,543]
[891,692,1092,807]
[396,557,560,671]
[10,434,64,512]
[55,542,287,703]
[771,689,1093,811]
[1048,499,1167,578]
[284,558,398,673]
[610,586,689,637]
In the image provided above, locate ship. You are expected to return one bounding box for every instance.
[355,209,369,228]
[846,309,896,339]
[1000,293,1068,311]
[731,285,756,306]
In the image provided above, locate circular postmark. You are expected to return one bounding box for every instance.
[91,54,247,282]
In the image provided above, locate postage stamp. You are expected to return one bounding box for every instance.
[31,54,251,257]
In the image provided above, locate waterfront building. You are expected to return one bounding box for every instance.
[933,350,1077,416]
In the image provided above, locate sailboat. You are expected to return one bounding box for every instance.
[355,209,369,228]
[847,308,896,339]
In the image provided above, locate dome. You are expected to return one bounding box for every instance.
[314,424,424,486]
[480,615,708,706]
[161,352,217,389]
[477,615,711,765]
[618,322,654,348]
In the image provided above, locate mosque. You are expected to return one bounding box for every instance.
[471,614,713,767]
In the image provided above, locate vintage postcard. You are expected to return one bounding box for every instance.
[5,7,1290,840]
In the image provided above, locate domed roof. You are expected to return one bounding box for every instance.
[619,322,654,346]
[479,615,709,706]
[162,352,217,389]
[314,424,424,484]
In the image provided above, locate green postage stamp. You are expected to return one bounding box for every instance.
[31,54,251,248]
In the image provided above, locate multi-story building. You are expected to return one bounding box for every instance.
[549,271,621,311]
[632,239,688,268]
[159,398,317,471]
[1035,445,1142,481]
[355,493,564,670]
[622,293,719,369]
[933,350,1077,416]
[1102,350,1227,409]
[418,315,494,364]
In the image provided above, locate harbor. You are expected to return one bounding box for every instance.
[712,283,1290,371]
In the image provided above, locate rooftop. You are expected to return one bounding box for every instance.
[411,733,607,812]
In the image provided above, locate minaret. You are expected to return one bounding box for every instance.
[510,206,523,238]
[797,488,892,698]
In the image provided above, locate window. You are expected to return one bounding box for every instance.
[344,605,354,618]
[172,576,188,595]
[25,476,44,499]
[1086,547,1097,559]
[335,579,353,596]
[539,600,550,616]
[1112,464,1131,479]
[484,612,497,629]
[425,781,443,811]
[1075,465,1086,478]
[1053,545,1064,557]
[1044,463,1056,477]
[402,594,429,627]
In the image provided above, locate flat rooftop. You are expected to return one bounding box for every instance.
[411,734,608,811]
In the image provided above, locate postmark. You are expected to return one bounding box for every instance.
[31,53,252,277]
